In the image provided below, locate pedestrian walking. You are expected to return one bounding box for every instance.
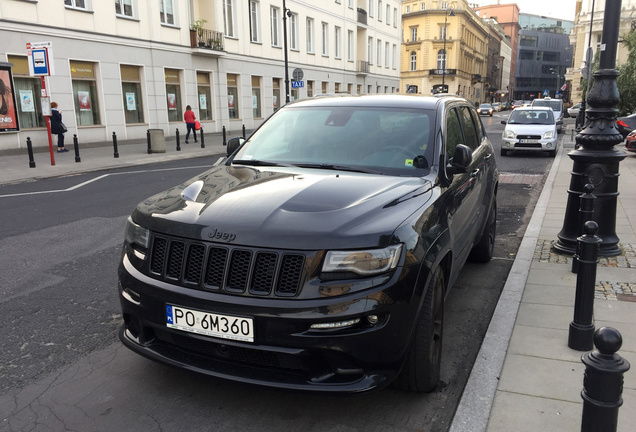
[50,102,68,152]
[184,105,197,144]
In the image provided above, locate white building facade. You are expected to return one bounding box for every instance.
[0,0,401,150]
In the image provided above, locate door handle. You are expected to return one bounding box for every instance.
[470,169,480,178]
[485,154,492,160]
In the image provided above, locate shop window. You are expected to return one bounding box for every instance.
[335,82,340,93]
[273,78,281,111]
[164,68,182,122]
[307,80,314,97]
[227,73,239,119]
[252,76,262,118]
[70,60,101,126]
[8,55,45,129]
[197,72,213,121]
[322,81,328,94]
[121,65,144,124]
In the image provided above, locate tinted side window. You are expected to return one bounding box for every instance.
[469,108,486,141]
[458,106,480,150]
[445,108,464,160]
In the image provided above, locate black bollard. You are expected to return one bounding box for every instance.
[222,125,227,146]
[242,124,246,139]
[74,134,81,162]
[572,184,596,273]
[26,137,36,168]
[176,128,181,151]
[581,327,630,432]
[568,221,601,351]
[112,131,119,159]
[147,129,152,154]
[200,126,205,148]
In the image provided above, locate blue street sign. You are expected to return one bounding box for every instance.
[31,49,49,75]
[291,81,304,88]
[543,89,550,97]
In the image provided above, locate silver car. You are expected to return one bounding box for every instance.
[500,107,562,157]
[567,103,582,118]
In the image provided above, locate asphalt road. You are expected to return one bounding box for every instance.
[0,117,569,432]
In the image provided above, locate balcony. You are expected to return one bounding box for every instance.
[472,74,482,83]
[429,69,457,76]
[357,8,367,25]
[357,60,370,75]
[190,28,225,52]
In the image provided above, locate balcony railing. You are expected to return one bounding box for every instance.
[357,8,367,25]
[357,60,370,74]
[429,69,457,76]
[191,28,224,51]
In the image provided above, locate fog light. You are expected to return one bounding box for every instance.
[547,143,553,148]
[504,142,511,148]
[367,315,379,325]
[310,318,360,329]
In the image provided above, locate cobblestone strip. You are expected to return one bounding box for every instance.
[533,240,636,268]
[595,281,636,301]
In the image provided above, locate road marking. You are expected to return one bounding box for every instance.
[0,164,220,199]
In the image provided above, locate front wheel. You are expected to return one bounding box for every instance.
[500,148,508,156]
[468,196,497,263]
[394,268,444,392]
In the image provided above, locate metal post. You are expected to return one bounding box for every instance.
[242,124,246,139]
[223,125,227,146]
[147,129,152,154]
[283,0,290,103]
[568,221,601,351]
[111,131,119,159]
[581,327,630,432]
[26,137,36,168]
[572,184,596,273]
[200,126,205,148]
[176,128,181,151]
[553,0,625,258]
[74,134,81,162]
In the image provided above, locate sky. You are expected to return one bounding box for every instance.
[473,0,578,22]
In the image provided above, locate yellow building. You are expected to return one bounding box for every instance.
[400,0,489,104]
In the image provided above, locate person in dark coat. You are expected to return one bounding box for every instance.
[50,102,67,152]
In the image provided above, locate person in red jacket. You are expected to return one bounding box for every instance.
[183,105,197,143]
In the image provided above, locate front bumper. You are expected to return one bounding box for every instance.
[118,253,425,393]
[501,137,558,152]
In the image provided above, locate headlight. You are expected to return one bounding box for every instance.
[477,109,481,113]
[322,244,402,277]
[124,216,149,249]
[543,131,554,139]
[504,130,515,139]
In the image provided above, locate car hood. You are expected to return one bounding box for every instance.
[505,124,555,136]
[133,165,434,250]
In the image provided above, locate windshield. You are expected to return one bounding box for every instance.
[232,106,436,175]
[532,100,562,111]
[508,109,555,125]
[479,104,491,109]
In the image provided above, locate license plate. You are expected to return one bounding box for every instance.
[519,139,539,143]
[166,305,254,343]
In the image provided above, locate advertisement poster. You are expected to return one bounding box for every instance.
[126,92,136,111]
[78,90,91,111]
[227,94,234,109]
[199,94,207,110]
[19,89,35,112]
[0,68,19,132]
[167,93,176,110]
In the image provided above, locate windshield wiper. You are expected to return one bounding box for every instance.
[293,163,384,175]
[232,159,294,167]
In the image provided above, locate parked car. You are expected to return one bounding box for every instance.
[625,130,636,152]
[616,110,636,139]
[118,95,499,393]
[531,97,564,133]
[491,102,502,112]
[567,103,582,118]
[477,103,494,116]
[501,102,510,111]
[500,106,561,157]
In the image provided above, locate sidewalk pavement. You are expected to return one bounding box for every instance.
[451,125,636,432]
[1,124,635,430]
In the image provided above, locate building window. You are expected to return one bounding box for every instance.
[335,26,341,58]
[164,68,182,122]
[347,83,353,94]
[252,76,261,118]
[377,39,381,66]
[519,35,538,47]
[357,84,361,94]
[368,37,373,64]
[440,25,447,40]
[369,0,374,17]
[386,5,390,25]
[8,55,45,129]
[385,42,389,68]
[271,7,280,46]
[307,18,314,53]
[290,13,298,50]
[421,2,425,10]
[393,44,397,69]
[71,60,101,126]
[347,30,354,61]
[224,0,235,37]
[249,0,260,43]
[197,72,213,121]
[227,74,239,119]
[368,84,372,93]
[410,51,416,71]
[335,83,340,93]
[393,7,397,27]
[348,0,353,8]
[115,0,133,17]
[307,80,314,97]
[291,88,298,101]
[437,49,446,70]
[406,5,410,13]
[121,65,144,124]
[322,81,328,94]
[273,78,281,111]
[322,22,328,56]
[64,0,87,9]
[159,0,174,25]
[378,1,382,21]
[411,27,417,41]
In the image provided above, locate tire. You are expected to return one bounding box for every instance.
[394,268,444,392]
[468,196,497,263]
[548,149,556,157]
[500,148,508,156]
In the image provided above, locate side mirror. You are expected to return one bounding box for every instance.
[500,120,507,125]
[226,137,245,157]
[446,144,472,176]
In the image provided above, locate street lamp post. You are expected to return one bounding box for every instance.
[553,0,625,258]
[441,7,455,93]
[282,0,291,103]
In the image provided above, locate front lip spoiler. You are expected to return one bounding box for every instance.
[119,325,391,394]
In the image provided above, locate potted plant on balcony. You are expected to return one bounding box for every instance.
[209,37,223,51]
[190,19,207,47]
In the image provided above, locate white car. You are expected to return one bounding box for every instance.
[567,103,582,118]
[500,107,562,157]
